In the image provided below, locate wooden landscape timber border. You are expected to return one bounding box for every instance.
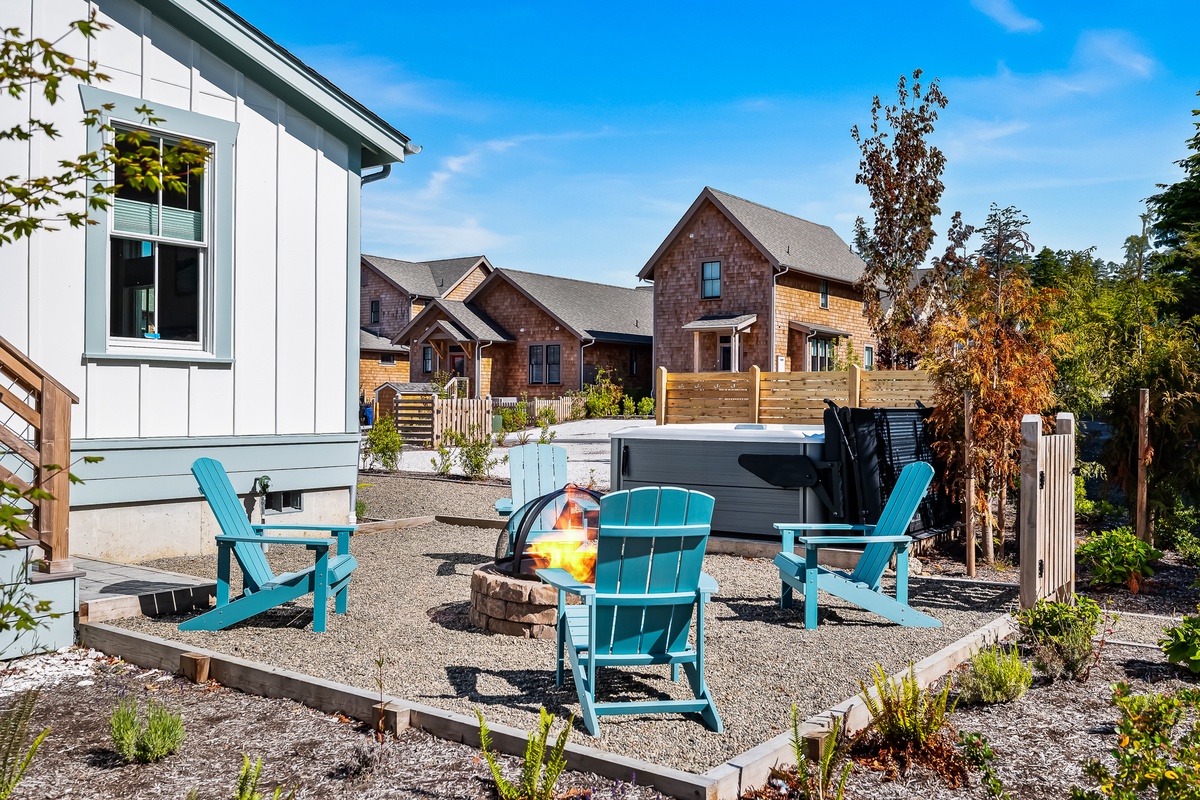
[653,365,935,425]
[79,605,1014,800]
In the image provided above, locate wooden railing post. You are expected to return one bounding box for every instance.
[749,365,761,423]
[848,364,862,408]
[37,384,72,572]
[1018,414,1043,610]
[655,366,667,425]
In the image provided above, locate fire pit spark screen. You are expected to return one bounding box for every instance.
[495,485,601,583]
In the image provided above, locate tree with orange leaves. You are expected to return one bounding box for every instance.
[925,212,1062,564]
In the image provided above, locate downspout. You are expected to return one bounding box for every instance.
[770,263,787,370]
[580,337,596,388]
[476,339,494,398]
[361,164,391,185]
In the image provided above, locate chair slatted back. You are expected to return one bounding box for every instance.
[510,444,568,509]
[592,487,715,656]
[192,458,274,591]
[849,461,934,589]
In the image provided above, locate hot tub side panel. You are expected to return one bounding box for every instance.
[610,436,828,539]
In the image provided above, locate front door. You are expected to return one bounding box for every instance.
[719,336,732,371]
[450,348,466,377]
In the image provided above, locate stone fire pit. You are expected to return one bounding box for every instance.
[469,564,558,639]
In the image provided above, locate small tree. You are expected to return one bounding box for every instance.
[926,223,1062,563]
[851,69,949,367]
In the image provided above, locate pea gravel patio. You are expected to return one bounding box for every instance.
[115,477,1017,775]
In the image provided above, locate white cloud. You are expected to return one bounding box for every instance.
[971,0,1043,33]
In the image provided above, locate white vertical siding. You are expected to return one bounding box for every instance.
[1,0,358,447]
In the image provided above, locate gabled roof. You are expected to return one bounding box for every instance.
[392,298,514,345]
[638,187,867,286]
[360,328,409,353]
[361,254,491,299]
[150,0,417,167]
[469,269,654,345]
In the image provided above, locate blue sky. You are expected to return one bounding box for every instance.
[237,0,1200,286]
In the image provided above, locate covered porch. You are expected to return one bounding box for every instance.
[787,321,853,372]
[680,313,757,372]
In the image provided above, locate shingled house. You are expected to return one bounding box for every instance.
[639,187,875,374]
[392,269,653,399]
[358,254,494,396]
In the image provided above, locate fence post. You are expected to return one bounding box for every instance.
[963,390,975,578]
[848,364,862,407]
[1018,414,1043,610]
[1135,388,1150,543]
[749,365,761,423]
[37,383,73,573]
[1057,411,1077,599]
[655,366,667,425]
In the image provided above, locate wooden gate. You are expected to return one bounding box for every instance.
[1019,412,1076,609]
[432,397,492,446]
[394,393,436,447]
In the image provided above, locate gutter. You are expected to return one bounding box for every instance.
[770,263,787,371]
[361,164,391,185]
[580,338,597,388]
[476,340,495,398]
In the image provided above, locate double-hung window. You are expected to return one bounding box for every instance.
[701,261,721,299]
[528,344,561,384]
[109,132,209,346]
[819,279,829,309]
[422,345,433,373]
[370,300,381,324]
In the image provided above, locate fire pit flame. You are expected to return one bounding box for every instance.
[526,507,596,583]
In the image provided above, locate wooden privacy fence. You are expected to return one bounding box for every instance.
[1019,412,1076,609]
[531,396,583,423]
[0,334,78,572]
[391,393,493,448]
[654,365,935,425]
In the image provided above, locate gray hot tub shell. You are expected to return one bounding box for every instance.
[609,423,830,539]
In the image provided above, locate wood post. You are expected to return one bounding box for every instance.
[180,652,211,683]
[1135,388,1150,543]
[1057,411,1077,600]
[963,390,975,578]
[848,364,862,408]
[1018,414,1042,610]
[37,383,73,573]
[749,365,761,423]
[654,366,667,425]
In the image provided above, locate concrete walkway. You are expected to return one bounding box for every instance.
[378,418,655,489]
[77,556,214,624]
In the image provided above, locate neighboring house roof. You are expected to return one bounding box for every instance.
[361,254,491,299]
[376,381,434,393]
[788,320,854,339]
[392,298,514,345]
[151,0,417,166]
[469,269,654,345]
[360,328,409,354]
[638,187,867,286]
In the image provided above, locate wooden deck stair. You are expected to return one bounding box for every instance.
[0,333,79,573]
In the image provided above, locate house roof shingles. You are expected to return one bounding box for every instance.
[437,300,514,342]
[359,328,409,353]
[361,254,485,299]
[496,270,654,345]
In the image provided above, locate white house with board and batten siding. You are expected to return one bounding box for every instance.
[0,0,419,562]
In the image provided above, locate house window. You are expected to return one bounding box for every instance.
[379,353,395,366]
[264,490,303,515]
[630,347,638,376]
[422,345,433,373]
[109,132,209,345]
[809,338,834,371]
[82,86,238,361]
[370,299,380,324]
[819,279,829,309]
[864,345,874,370]
[701,261,721,299]
[529,344,561,384]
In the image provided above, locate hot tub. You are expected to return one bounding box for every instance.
[609,423,833,539]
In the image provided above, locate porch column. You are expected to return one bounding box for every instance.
[731,332,741,372]
[692,331,700,373]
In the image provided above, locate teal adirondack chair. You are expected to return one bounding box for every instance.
[773,461,940,630]
[495,443,567,516]
[537,486,722,736]
[180,458,358,633]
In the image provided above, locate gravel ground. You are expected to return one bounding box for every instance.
[841,642,1197,799]
[116,515,1014,775]
[8,649,665,800]
[358,473,509,519]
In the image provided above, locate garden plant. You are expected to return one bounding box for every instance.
[953,644,1032,705]
[1160,614,1200,675]
[362,414,403,472]
[1076,526,1162,593]
[109,695,186,764]
[476,708,571,800]
[1016,597,1107,681]
[0,690,49,800]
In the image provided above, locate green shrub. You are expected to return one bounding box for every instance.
[233,755,296,800]
[581,367,622,418]
[1157,499,1200,560]
[1016,597,1106,681]
[109,695,185,764]
[954,644,1032,705]
[620,396,636,417]
[636,396,655,417]
[860,664,954,751]
[430,442,453,476]
[1075,474,1121,522]
[499,405,530,433]
[1161,614,1200,675]
[0,690,50,800]
[451,426,504,480]
[958,732,1010,800]
[537,421,555,445]
[1076,526,1162,593]
[476,708,571,800]
[362,414,403,471]
[1070,682,1200,799]
[535,406,557,427]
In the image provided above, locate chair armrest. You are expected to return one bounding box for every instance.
[794,534,913,546]
[698,572,719,596]
[774,523,875,532]
[536,568,594,597]
[252,524,356,533]
[216,534,334,548]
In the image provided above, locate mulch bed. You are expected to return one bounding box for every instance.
[11,649,666,800]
